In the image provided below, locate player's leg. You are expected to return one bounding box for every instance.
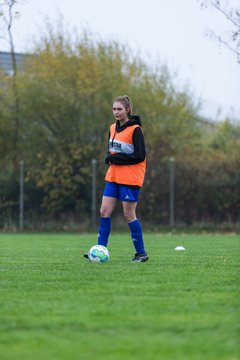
[122,199,148,262]
[100,195,117,217]
[97,195,117,247]
[96,181,119,247]
[84,183,117,259]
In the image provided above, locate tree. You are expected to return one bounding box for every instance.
[199,0,240,63]
[0,0,27,165]
[2,19,239,227]
[15,24,201,221]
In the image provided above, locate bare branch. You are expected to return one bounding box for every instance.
[198,0,240,64]
[212,2,240,29]
[218,37,240,62]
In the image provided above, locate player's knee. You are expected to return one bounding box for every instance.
[123,210,135,223]
[100,207,111,218]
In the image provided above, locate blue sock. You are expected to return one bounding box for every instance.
[128,219,146,254]
[97,217,111,247]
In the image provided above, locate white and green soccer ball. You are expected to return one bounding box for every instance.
[88,245,109,263]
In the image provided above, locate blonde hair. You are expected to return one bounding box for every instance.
[114,95,132,117]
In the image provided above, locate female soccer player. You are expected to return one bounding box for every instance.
[84,95,148,262]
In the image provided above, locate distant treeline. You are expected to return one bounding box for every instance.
[0,25,240,230]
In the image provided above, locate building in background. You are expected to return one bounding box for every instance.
[0,51,27,75]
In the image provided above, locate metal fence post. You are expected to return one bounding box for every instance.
[169,157,175,227]
[91,159,97,228]
[19,160,24,230]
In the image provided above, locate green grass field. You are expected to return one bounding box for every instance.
[0,233,239,360]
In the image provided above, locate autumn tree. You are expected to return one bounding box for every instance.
[0,1,28,164]
[1,20,239,228]
[14,23,200,221]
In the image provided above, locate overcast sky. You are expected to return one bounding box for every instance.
[1,0,240,120]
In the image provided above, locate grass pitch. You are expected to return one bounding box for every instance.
[0,232,239,360]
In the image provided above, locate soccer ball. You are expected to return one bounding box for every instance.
[88,245,109,263]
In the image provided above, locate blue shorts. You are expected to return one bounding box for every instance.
[103,182,140,202]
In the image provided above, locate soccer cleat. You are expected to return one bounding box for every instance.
[83,253,89,259]
[132,253,149,262]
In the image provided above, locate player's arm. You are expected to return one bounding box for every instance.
[105,127,146,165]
